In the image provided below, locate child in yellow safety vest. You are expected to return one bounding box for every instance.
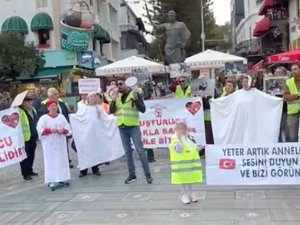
[169,121,203,204]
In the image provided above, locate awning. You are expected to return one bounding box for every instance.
[1,16,28,34]
[251,60,266,72]
[185,49,247,69]
[9,66,72,84]
[96,55,168,76]
[31,13,53,31]
[259,0,274,16]
[93,24,111,43]
[267,49,300,64]
[253,17,270,37]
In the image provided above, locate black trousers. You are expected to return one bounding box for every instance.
[146,149,155,160]
[80,165,99,174]
[20,138,37,177]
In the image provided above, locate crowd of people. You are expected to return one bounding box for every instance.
[4,74,202,203]
[1,62,299,204]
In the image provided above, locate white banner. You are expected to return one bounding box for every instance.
[206,143,300,185]
[0,108,26,169]
[78,78,101,94]
[140,98,206,148]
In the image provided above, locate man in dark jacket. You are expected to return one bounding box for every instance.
[19,93,39,180]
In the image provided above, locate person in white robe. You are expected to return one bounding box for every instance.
[70,92,124,178]
[37,99,72,191]
[210,75,283,144]
[77,94,88,114]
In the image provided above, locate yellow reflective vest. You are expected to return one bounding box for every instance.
[115,91,140,126]
[286,77,300,115]
[19,108,31,142]
[175,85,191,98]
[169,135,203,184]
[204,110,211,122]
[221,86,239,97]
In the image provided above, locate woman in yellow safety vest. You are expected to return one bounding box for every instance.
[169,121,203,204]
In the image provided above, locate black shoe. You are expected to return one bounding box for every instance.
[148,159,156,163]
[125,175,137,184]
[69,164,74,169]
[78,172,87,178]
[93,171,101,176]
[30,172,39,176]
[146,174,153,184]
[23,176,32,181]
[59,182,70,187]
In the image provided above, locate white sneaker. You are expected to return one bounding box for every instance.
[181,194,191,204]
[190,193,199,202]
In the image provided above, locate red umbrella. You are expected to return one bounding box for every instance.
[267,49,300,64]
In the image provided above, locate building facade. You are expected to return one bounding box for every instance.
[289,0,300,50]
[0,0,122,100]
[230,0,245,53]
[232,0,263,64]
[231,0,296,67]
[118,1,147,59]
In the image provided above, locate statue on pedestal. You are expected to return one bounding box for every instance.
[153,11,191,65]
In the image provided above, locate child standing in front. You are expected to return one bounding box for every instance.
[169,121,203,204]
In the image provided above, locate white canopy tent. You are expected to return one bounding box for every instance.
[185,49,247,70]
[95,56,168,77]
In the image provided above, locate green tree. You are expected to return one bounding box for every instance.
[0,32,45,80]
[145,0,229,60]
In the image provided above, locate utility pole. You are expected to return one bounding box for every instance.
[200,0,205,51]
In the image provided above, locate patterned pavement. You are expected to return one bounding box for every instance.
[0,144,300,225]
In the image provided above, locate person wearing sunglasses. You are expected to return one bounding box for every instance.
[109,80,153,184]
[169,77,191,98]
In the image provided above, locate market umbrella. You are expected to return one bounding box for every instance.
[185,49,247,70]
[95,56,168,76]
[267,49,300,64]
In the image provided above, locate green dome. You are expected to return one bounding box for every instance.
[93,24,111,43]
[31,13,53,31]
[1,16,28,34]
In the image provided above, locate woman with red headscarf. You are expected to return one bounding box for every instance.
[37,99,72,191]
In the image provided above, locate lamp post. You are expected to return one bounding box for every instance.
[200,0,205,51]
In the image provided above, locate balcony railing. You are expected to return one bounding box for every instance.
[267,7,288,21]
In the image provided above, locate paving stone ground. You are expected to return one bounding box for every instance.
[0,144,300,225]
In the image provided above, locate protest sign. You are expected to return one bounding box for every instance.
[132,67,151,84]
[191,78,215,97]
[206,143,300,185]
[78,78,101,94]
[199,68,210,78]
[0,108,26,169]
[263,76,287,96]
[170,63,192,78]
[140,98,206,148]
[105,85,119,102]
[11,90,28,108]
[225,61,247,76]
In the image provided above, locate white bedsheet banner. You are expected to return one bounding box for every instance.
[70,106,124,170]
[206,143,300,185]
[140,98,206,148]
[210,89,283,144]
[0,108,26,169]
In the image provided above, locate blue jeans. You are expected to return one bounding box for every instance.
[119,126,151,176]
